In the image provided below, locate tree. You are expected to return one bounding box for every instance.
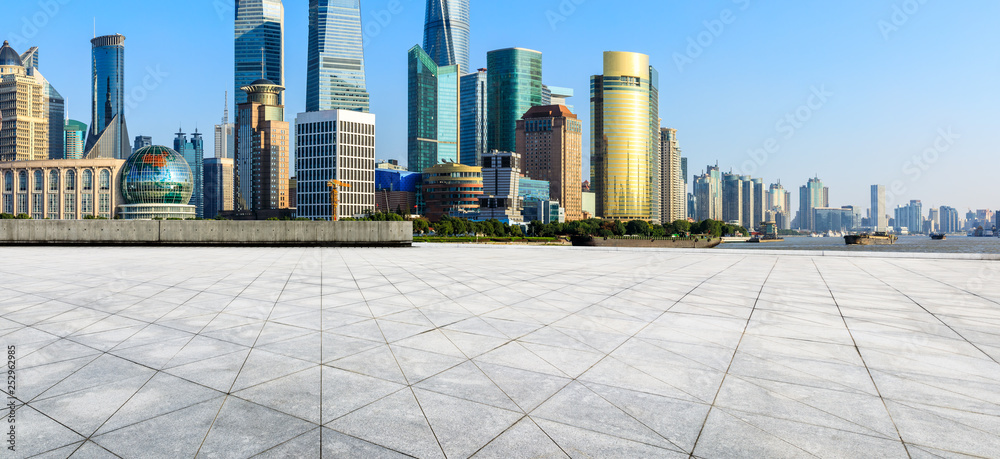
[528,220,545,237]
[626,220,651,236]
[672,220,691,235]
[613,220,626,236]
[509,225,524,238]
[435,220,453,236]
[413,219,430,235]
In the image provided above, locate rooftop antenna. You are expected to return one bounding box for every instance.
[93,18,95,39]
[223,91,229,125]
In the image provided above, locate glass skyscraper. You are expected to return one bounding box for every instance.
[64,120,87,160]
[85,34,129,160]
[407,45,459,174]
[590,51,659,221]
[459,69,486,166]
[423,0,470,72]
[174,129,205,218]
[306,0,369,112]
[486,48,543,154]
[235,0,285,109]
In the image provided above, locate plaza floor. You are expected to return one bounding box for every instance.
[2,245,999,458]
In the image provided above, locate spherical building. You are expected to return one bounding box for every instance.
[117,145,197,219]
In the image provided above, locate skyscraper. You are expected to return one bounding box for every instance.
[133,136,152,155]
[486,48,543,154]
[85,35,129,160]
[939,206,960,234]
[740,176,756,230]
[693,166,722,221]
[64,120,87,160]
[295,110,375,220]
[174,129,205,218]
[215,93,235,159]
[0,41,49,162]
[541,85,574,112]
[799,177,825,231]
[19,47,64,160]
[307,0,369,112]
[722,173,742,224]
[407,45,459,174]
[477,151,522,223]
[235,0,285,109]
[459,69,487,166]
[590,52,659,221]
[235,78,290,214]
[659,128,684,224]
[423,0,470,72]
[517,105,583,221]
[871,184,887,231]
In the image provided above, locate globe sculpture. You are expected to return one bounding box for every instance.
[117,146,196,219]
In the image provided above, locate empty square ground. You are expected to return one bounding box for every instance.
[2,245,999,458]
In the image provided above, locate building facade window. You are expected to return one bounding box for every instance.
[82,194,93,214]
[47,194,59,220]
[17,194,27,214]
[99,193,110,218]
[99,170,110,191]
[18,171,27,192]
[65,170,76,191]
[3,171,11,193]
[32,193,42,219]
[33,170,42,192]
[49,170,59,192]
[64,194,75,216]
[83,170,93,191]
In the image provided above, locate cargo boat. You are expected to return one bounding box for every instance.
[844,232,897,245]
[931,233,947,240]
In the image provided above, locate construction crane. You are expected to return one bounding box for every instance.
[327,179,351,221]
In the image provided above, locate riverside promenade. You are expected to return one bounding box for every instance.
[2,244,998,458]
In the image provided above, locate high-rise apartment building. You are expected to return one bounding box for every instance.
[174,129,205,218]
[407,45,459,173]
[64,120,87,160]
[659,128,684,224]
[894,200,923,234]
[423,0,470,72]
[85,35,129,160]
[204,157,234,219]
[294,109,376,220]
[939,206,960,234]
[459,69,487,166]
[722,173,742,224]
[235,78,290,214]
[214,94,235,159]
[0,41,49,162]
[18,47,64,160]
[798,177,825,231]
[752,177,764,229]
[871,184,887,231]
[590,51,659,221]
[693,166,722,221]
[235,0,285,109]
[740,176,756,230]
[516,105,582,221]
[306,0,369,112]
[486,48,543,154]
[477,151,522,223]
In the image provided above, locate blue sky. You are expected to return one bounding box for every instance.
[5,0,998,213]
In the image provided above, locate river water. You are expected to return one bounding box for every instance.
[715,235,1000,254]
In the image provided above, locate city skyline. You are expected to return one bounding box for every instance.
[5,0,997,212]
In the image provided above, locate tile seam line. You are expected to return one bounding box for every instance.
[687,258,822,459]
[851,259,1000,366]
[813,258,912,459]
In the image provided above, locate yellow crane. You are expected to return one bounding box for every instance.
[327,179,351,221]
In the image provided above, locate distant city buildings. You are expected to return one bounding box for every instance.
[422,162,481,221]
[590,51,659,222]
[798,177,827,231]
[18,46,64,160]
[659,128,684,224]
[487,48,543,154]
[894,200,923,234]
[407,45,459,174]
[939,206,960,233]
[766,182,791,230]
[541,85,574,112]
[64,120,87,160]
[235,0,285,108]
[235,78,291,215]
[871,185,887,232]
[459,69,487,166]
[423,0,470,72]
[215,94,235,160]
[517,105,582,221]
[477,151,522,223]
[294,109,375,220]
[693,165,722,221]
[85,35,129,160]
[0,41,51,162]
[306,0,369,112]
[133,136,152,155]
[173,129,204,218]
[204,157,234,219]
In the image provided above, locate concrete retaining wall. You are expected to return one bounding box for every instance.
[0,221,412,247]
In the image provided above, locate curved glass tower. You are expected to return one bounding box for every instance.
[423,0,470,72]
[235,0,285,109]
[590,51,660,222]
[307,0,369,112]
[407,46,458,174]
[85,34,129,160]
[486,48,542,154]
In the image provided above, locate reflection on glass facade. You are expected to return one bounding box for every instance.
[460,69,486,166]
[85,35,129,160]
[307,0,369,112]
[121,146,194,205]
[174,130,205,218]
[235,0,285,109]
[590,51,660,221]
[486,48,542,154]
[423,0,470,72]
[407,45,459,174]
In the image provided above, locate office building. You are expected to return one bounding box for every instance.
[0,158,124,219]
[939,206,960,234]
[486,48,543,154]
[523,200,564,224]
[693,165,722,221]
[459,69,487,166]
[85,35,129,160]
[517,105,582,221]
[659,128,684,223]
[173,129,205,218]
[407,45,459,173]
[294,109,375,220]
[18,47,64,160]
[423,0,470,72]
[740,176,756,230]
[590,51,659,221]
[421,162,481,221]
[752,177,764,229]
[133,136,152,155]
[871,184,887,232]
[215,93,235,159]
[722,173,742,224]
[814,207,856,234]
[798,177,826,231]
[307,0,369,112]
[0,41,49,162]
[204,157,234,219]
[64,120,87,160]
[235,78,291,215]
[477,151,522,223]
[375,168,419,215]
[541,85,574,113]
[235,0,285,108]
[894,200,923,234]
